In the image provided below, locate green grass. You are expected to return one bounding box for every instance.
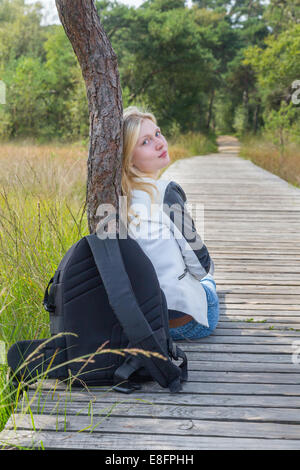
[0,366,11,431]
[0,143,90,341]
[0,142,90,433]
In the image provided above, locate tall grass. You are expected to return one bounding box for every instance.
[0,142,89,345]
[0,366,10,431]
[0,142,90,432]
[239,134,300,189]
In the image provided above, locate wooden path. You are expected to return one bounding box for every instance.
[1,137,300,450]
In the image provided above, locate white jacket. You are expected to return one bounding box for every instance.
[127,176,215,327]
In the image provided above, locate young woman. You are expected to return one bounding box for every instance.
[121,105,219,340]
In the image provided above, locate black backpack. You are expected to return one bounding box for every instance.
[7,233,188,393]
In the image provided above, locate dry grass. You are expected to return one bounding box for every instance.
[0,142,88,199]
[239,136,300,188]
[0,142,90,348]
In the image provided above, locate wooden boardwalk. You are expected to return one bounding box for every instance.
[1,137,300,450]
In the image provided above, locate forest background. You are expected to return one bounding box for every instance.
[0,0,300,168]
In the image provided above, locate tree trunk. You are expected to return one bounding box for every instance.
[206,89,215,131]
[242,89,249,132]
[55,0,123,235]
[253,101,260,134]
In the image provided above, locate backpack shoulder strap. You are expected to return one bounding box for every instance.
[85,233,186,393]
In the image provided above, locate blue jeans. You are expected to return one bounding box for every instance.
[169,273,219,340]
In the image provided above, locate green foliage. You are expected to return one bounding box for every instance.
[243,24,300,108]
[119,2,239,133]
[263,101,300,152]
[0,0,243,140]
[0,0,46,67]
[42,26,88,141]
[263,0,300,35]
[233,104,249,137]
[0,0,298,143]
[4,56,52,138]
[242,23,300,148]
[0,365,11,431]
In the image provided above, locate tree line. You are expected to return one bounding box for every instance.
[0,0,299,143]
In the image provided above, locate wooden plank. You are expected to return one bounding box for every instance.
[205,222,300,227]
[5,413,300,441]
[218,295,300,303]
[185,371,300,384]
[176,352,294,363]
[219,309,300,315]
[185,360,300,373]
[213,256,300,262]
[212,248,300,253]
[208,240,300,246]
[213,327,300,336]
[215,277,300,282]
[24,399,300,424]
[215,269,300,275]
[215,286,300,294]
[24,371,300,387]
[217,320,300,328]
[219,305,300,311]
[27,387,300,408]
[219,306,300,312]
[75,381,300,395]
[200,211,300,215]
[190,335,300,345]
[1,429,300,450]
[178,344,294,355]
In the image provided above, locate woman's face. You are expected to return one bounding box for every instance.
[131,119,170,178]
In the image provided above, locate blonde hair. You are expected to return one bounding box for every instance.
[121,105,160,225]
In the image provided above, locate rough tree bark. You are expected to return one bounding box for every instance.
[55,0,123,235]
